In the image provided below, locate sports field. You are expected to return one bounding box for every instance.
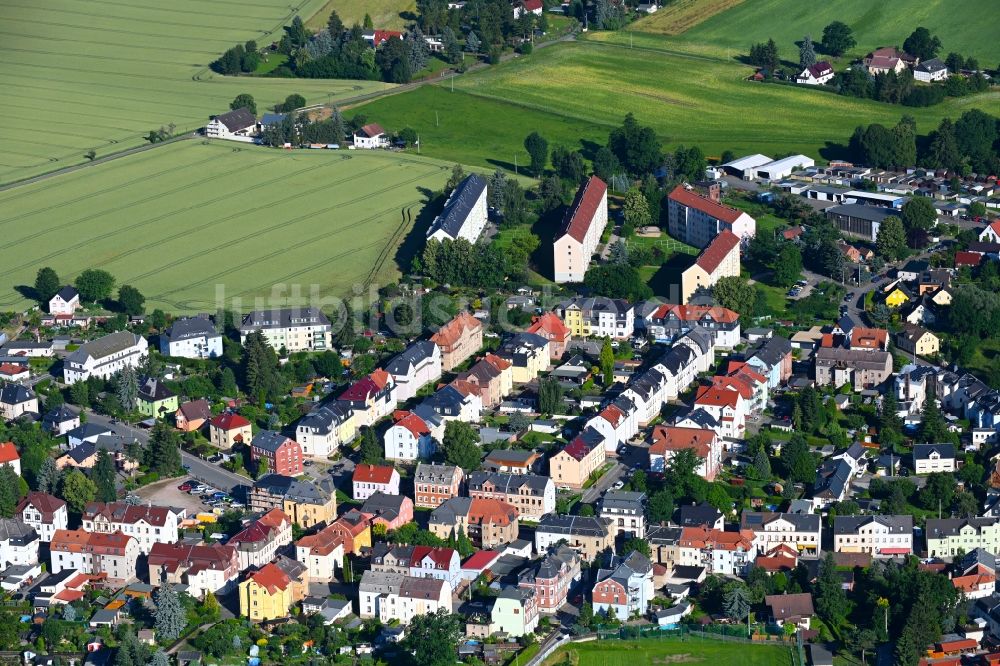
[0,141,454,313]
[543,636,795,666]
[353,39,1000,166]
[0,0,388,185]
[635,0,1000,64]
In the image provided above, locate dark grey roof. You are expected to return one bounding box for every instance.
[297,402,352,434]
[414,463,460,484]
[0,383,35,405]
[676,408,718,429]
[676,503,721,528]
[468,471,550,496]
[912,443,956,461]
[213,107,257,132]
[240,308,330,332]
[65,422,111,441]
[250,430,293,454]
[813,458,852,499]
[429,497,472,526]
[164,316,219,343]
[43,404,77,425]
[138,377,174,402]
[66,332,144,364]
[833,514,912,535]
[825,204,898,223]
[54,286,79,302]
[536,514,611,538]
[64,442,97,464]
[926,517,999,539]
[750,335,792,367]
[836,314,857,333]
[428,174,487,240]
[253,474,333,504]
[916,58,947,73]
[600,490,645,514]
[384,341,437,376]
[361,491,408,521]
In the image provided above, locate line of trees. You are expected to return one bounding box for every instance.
[34,266,146,315]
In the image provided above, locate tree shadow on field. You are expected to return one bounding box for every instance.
[14,285,38,302]
[648,253,695,299]
[486,158,518,174]
[818,141,852,162]
[400,11,417,21]
[394,187,445,275]
[579,139,603,161]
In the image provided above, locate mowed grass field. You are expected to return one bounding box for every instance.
[306,0,415,31]
[636,0,1000,64]
[543,637,795,666]
[0,141,454,313]
[0,0,389,184]
[354,39,1000,166]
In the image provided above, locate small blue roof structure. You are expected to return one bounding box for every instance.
[261,113,286,126]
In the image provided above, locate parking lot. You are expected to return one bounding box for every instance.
[136,477,242,514]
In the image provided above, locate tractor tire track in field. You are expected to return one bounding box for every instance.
[47,0,289,23]
[361,205,413,291]
[0,154,349,279]
[143,171,442,301]
[0,152,225,227]
[0,7,250,40]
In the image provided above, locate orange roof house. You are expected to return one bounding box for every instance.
[527,313,571,360]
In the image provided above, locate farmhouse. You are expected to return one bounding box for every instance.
[426,174,488,244]
[353,123,389,149]
[160,316,222,359]
[864,47,915,75]
[206,108,257,140]
[240,308,332,352]
[553,176,609,283]
[796,62,834,85]
[49,286,80,315]
[63,332,148,384]
[667,184,756,248]
[825,204,897,242]
[680,229,741,304]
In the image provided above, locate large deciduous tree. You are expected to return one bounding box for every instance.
[821,21,856,56]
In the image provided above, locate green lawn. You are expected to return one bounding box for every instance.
[662,0,1000,65]
[305,0,415,31]
[0,0,388,184]
[544,637,795,666]
[352,38,999,168]
[0,141,457,312]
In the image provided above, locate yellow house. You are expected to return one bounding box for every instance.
[336,409,358,446]
[883,283,912,308]
[561,302,586,338]
[284,495,338,530]
[929,287,953,307]
[239,563,293,621]
[896,324,940,358]
[549,428,606,489]
[680,230,741,304]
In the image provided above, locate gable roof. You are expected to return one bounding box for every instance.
[695,230,741,273]
[53,286,79,302]
[649,425,716,459]
[765,592,814,621]
[165,317,218,342]
[178,399,212,422]
[353,464,397,485]
[250,430,294,454]
[356,123,386,138]
[213,108,257,132]
[668,185,744,224]
[428,175,487,240]
[210,412,251,431]
[430,311,482,348]
[557,176,607,243]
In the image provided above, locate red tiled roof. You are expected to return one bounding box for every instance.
[371,31,402,48]
[527,312,570,342]
[679,527,753,551]
[650,303,739,324]
[340,376,380,402]
[431,312,482,348]
[668,185,744,224]
[483,353,511,371]
[782,226,804,240]
[257,508,290,530]
[394,413,430,439]
[410,545,457,569]
[296,522,346,556]
[711,376,752,400]
[598,404,625,427]
[850,327,888,349]
[247,562,291,594]
[695,384,740,409]
[353,464,397,485]
[0,364,27,376]
[18,491,66,520]
[955,251,983,267]
[210,412,251,430]
[695,230,741,273]
[522,0,543,10]
[649,425,715,458]
[0,442,19,463]
[462,549,501,571]
[557,176,607,243]
[468,498,518,526]
[358,122,387,137]
[83,502,176,527]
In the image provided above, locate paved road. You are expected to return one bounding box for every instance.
[581,461,624,504]
[72,407,250,494]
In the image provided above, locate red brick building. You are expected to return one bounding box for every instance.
[250,430,303,476]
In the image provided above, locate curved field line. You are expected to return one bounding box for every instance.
[0,6,255,36]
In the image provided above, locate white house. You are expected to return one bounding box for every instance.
[17,492,68,542]
[63,332,148,384]
[426,175,489,244]
[81,502,183,555]
[0,518,39,570]
[205,107,257,139]
[553,176,608,283]
[980,221,1000,244]
[833,515,913,558]
[352,464,400,502]
[384,413,436,462]
[160,316,223,359]
[295,402,355,458]
[239,308,332,352]
[586,403,638,453]
[408,546,461,586]
[48,286,80,315]
[913,58,949,82]
[353,123,390,149]
[0,384,38,422]
[796,61,835,85]
[741,512,822,558]
[913,443,956,474]
[592,551,654,619]
[384,341,442,403]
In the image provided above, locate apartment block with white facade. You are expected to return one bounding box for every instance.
[239,308,332,352]
[667,184,756,249]
[741,512,822,558]
[426,174,488,244]
[160,316,223,359]
[63,332,148,384]
[553,176,608,283]
[833,515,913,558]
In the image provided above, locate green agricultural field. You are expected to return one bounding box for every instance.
[353,39,999,166]
[663,0,1000,65]
[543,637,795,666]
[306,0,415,31]
[0,141,455,313]
[0,0,389,184]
